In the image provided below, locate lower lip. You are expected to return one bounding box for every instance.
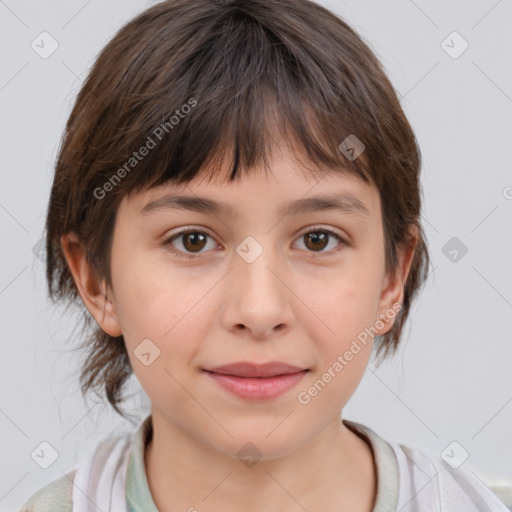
[204,370,308,401]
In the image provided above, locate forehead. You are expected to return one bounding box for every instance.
[121,150,380,223]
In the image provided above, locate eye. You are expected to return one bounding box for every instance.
[163,226,348,260]
[163,229,218,259]
[293,226,347,255]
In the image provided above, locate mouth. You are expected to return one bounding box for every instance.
[202,361,309,401]
[202,361,309,378]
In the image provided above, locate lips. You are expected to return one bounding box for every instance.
[203,362,309,401]
[203,361,307,378]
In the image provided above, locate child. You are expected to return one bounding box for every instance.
[20,0,509,511]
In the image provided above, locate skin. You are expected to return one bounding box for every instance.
[62,143,417,512]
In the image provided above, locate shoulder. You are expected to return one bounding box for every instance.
[18,469,75,512]
[391,443,510,512]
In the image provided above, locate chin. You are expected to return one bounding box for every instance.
[205,420,308,463]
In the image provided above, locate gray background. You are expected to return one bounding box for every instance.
[1,0,511,510]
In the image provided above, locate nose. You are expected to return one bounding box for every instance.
[219,241,296,340]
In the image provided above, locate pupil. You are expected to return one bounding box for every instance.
[184,232,206,252]
[306,232,327,251]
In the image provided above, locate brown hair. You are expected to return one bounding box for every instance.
[45,0,431,419]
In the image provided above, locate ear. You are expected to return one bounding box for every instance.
[375,225,419,335]
[60,232,123,338]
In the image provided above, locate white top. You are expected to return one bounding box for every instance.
[20,414,510,512]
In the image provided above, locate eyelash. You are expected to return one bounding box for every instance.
[162,226,348,260]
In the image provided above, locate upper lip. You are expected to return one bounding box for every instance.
[204,361,308,378]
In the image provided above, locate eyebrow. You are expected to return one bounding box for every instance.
[140,193,371,219]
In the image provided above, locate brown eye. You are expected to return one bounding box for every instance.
[181,232,207,252]
[164,227,347,260]
[164,230,217,259]
[303,231,329,251]
[295,228,346,255]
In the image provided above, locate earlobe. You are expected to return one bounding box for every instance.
[60,232,123,338]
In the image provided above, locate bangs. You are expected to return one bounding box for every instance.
[85,3,376,202]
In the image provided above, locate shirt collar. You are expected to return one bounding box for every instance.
[343,419,400,511]
[125,414,399,512]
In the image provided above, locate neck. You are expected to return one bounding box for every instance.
[144,410,377,512]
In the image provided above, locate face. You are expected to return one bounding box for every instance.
[68,145,411,460]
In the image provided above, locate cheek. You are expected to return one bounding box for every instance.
[116,269,212,406]
[293,274,380,401]
[301,288,374,410]
[112,254,216,363]
[111,247,181,325]
[296,272,380,344]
